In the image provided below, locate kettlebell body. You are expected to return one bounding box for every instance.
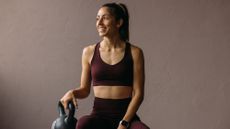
[51,101,77,129]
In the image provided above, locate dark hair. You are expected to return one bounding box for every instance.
[102,3,129,41]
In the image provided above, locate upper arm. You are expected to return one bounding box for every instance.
[80,45,95,94]
[131,45,145,97]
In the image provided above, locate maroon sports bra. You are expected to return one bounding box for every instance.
[91,42,133,86]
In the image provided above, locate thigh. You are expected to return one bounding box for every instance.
[76,115,110,129]
[129,120,150,129]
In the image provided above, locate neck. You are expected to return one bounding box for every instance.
[102,35,124,48]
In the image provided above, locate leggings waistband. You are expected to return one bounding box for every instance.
[92,97,132,118]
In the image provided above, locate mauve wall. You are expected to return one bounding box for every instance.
[0,0,230,129]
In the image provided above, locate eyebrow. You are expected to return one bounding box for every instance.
[96,14,111,17]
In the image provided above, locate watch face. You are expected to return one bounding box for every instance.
[120,120,130,128]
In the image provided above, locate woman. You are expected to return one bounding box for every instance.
[60,3,149,129]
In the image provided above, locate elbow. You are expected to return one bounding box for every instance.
[139,94,144,103]
[133,90,144,102]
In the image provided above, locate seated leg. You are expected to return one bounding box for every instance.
[129,120,150,129]
[76,115,110,129]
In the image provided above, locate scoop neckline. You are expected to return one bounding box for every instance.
[98,42,127,66]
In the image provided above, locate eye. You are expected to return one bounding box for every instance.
[103,16,110,20]
[96,16,100,21]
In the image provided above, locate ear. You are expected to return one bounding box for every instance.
[116,19,123,28]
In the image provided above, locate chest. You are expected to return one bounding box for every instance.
[99,48,125,65]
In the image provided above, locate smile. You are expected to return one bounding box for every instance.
[98,28,106,32]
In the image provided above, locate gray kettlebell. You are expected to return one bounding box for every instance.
[51,101,77,129]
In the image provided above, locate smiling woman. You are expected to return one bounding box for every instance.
[60,2,149,129]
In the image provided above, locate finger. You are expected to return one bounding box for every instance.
[69,91,78,108]
[60,99,65,108]
[61,100,68,110]
[63,101,67,109]
[60,98,66,105]
[72,98,78,109]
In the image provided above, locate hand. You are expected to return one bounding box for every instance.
[60,90,78,109]
[117,124,127,129]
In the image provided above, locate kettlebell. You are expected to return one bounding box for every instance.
[51,101,77,129]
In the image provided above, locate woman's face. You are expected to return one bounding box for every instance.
[96,7,121,37]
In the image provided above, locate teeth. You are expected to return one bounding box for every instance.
[98,28,105,31]
[98,26,105,29]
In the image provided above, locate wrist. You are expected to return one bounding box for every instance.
[69,89,76,98]
[119,120,130,128]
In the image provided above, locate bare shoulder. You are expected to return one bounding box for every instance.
[130,43,144,60]
[82,43,97,63]
[82,43,97,55]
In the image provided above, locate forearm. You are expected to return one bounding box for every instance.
[122,92,144,122]
[72,86,90,99]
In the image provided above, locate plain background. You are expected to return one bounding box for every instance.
[0,0,230,129]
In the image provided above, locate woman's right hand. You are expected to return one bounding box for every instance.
[60,89,78,109]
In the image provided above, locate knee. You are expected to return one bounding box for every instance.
[129,121,150,129]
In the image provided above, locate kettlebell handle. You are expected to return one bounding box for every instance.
[58,101,66,116]
[65,101,75,123]
[58,101,75,115]
[58,101,75,122]
[67,101,75,118]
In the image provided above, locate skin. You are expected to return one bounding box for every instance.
[60,7,145,129]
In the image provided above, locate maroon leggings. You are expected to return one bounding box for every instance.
[76,97,149,129]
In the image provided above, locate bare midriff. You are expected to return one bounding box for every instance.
[93,86,133,99]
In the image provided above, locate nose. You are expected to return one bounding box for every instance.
[97,18,103,26]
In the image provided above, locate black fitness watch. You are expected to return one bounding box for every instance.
[119,120,130,128]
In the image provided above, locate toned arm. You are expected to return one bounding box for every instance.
[72,45,94,98]
[122,45,145,122]
[60,44,95,109]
